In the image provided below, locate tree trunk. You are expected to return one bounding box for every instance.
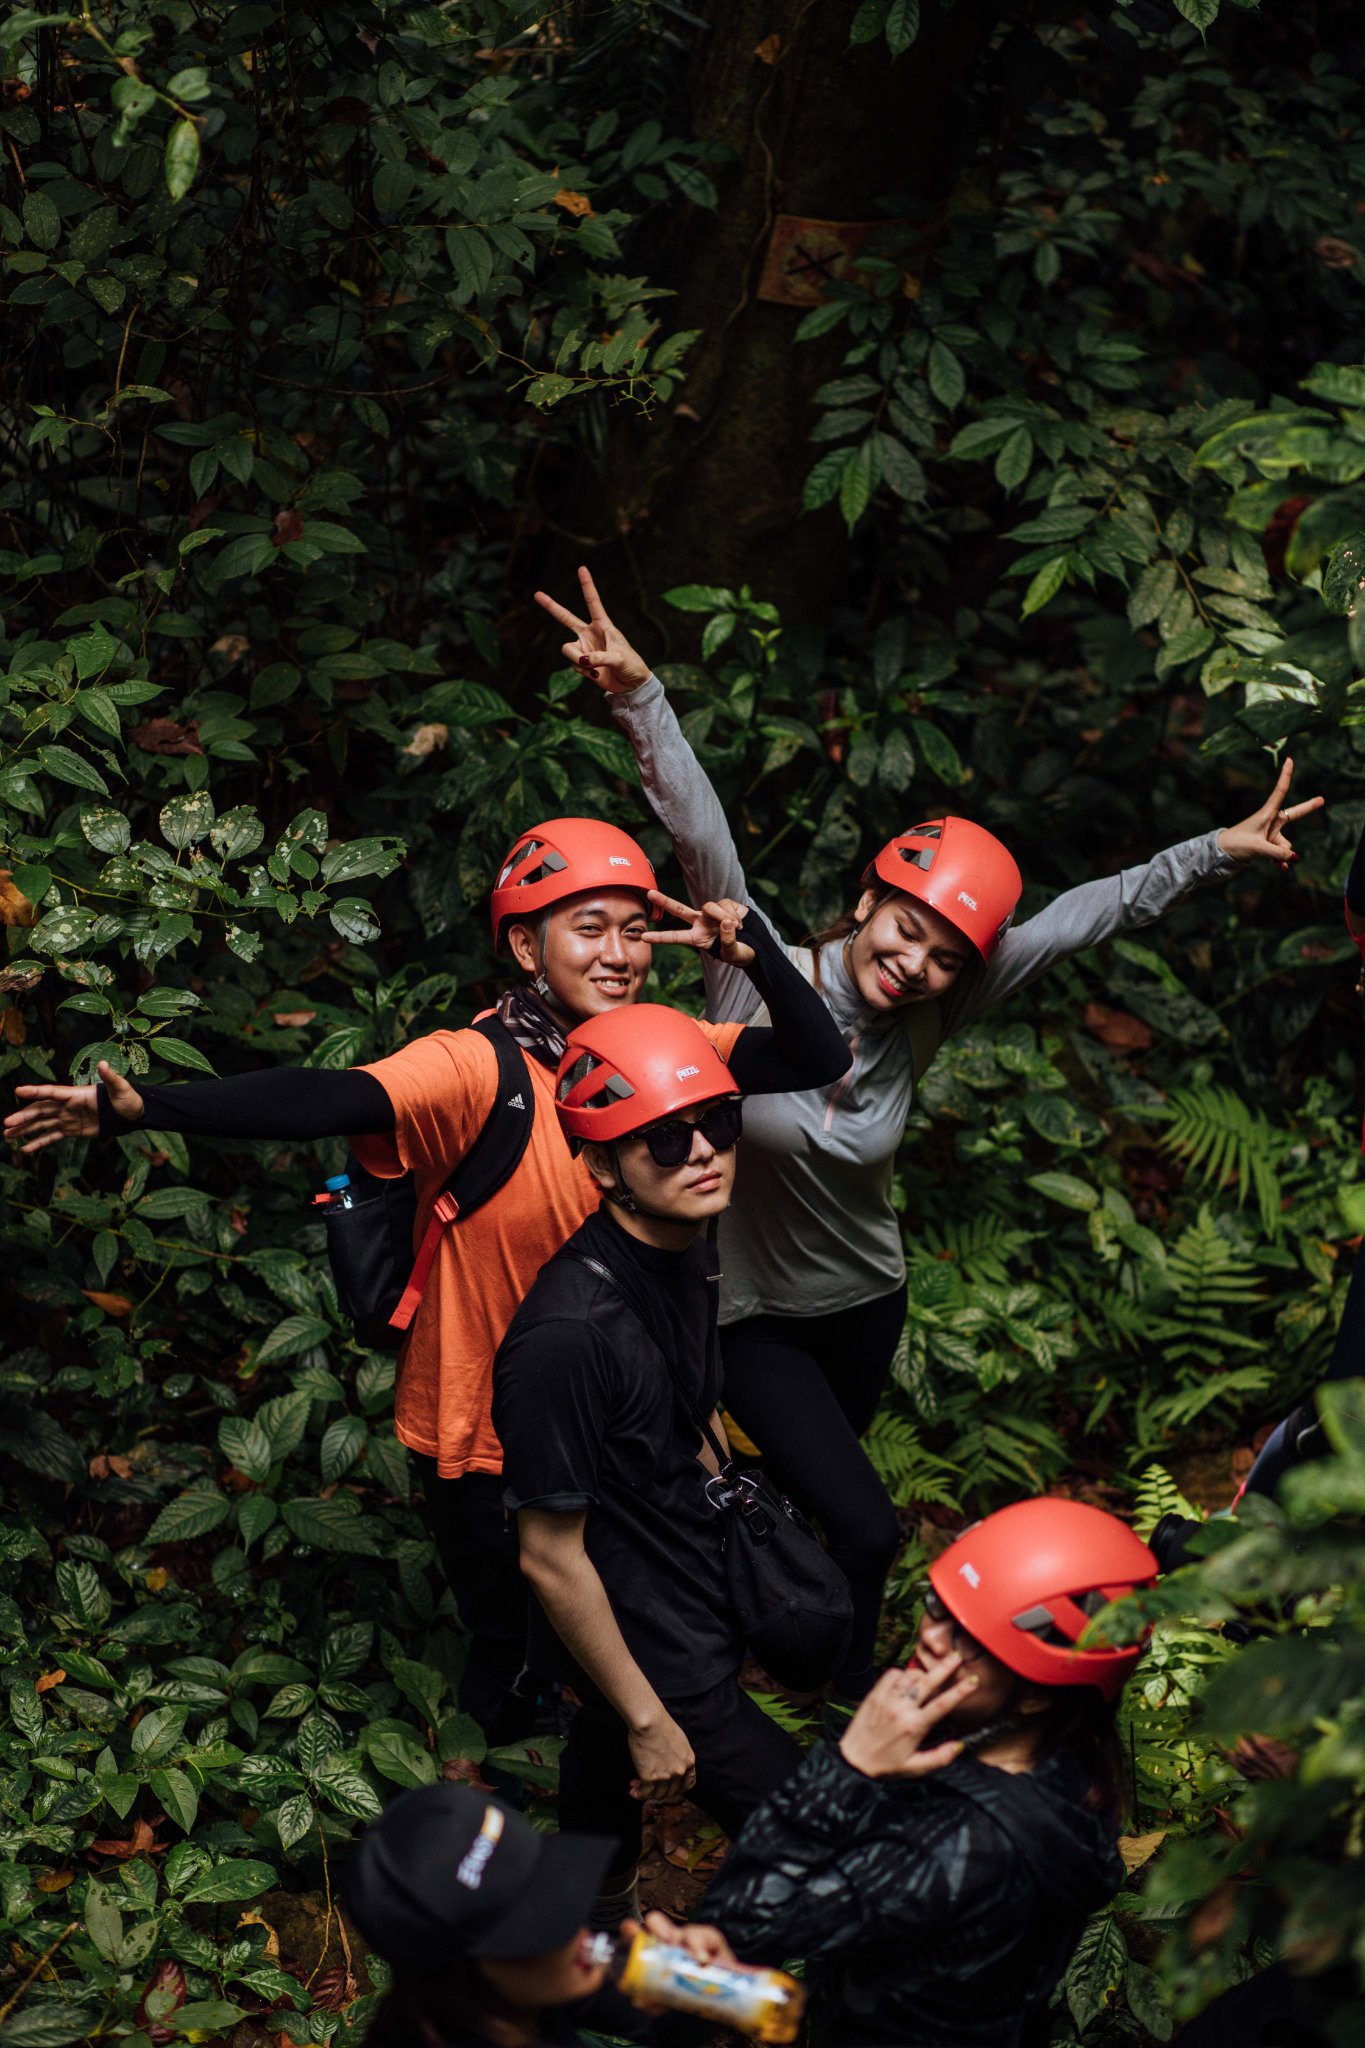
[540,0,994,658]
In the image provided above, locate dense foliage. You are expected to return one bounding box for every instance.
[2,3,1364,2045]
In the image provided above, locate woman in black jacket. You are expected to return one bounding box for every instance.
[702,1497,1157,2048]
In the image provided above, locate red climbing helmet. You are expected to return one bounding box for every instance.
[490,818,659,952]
[556,1004,739,1146]
[928,1498,1157,1702]
[863,818,1022,961]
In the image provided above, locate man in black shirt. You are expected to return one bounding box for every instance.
[492,1005,813,1913]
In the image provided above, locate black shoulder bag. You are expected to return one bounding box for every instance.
[322,1016,534,1351]
[563,1239,853,1692]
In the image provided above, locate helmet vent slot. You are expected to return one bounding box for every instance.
[896,845,937,872]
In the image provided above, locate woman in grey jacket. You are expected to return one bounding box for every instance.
[536,568,1322,1715]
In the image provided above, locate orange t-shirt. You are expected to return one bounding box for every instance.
[354,1016,744,1479]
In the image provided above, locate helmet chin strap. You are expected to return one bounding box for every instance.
[601,1143,693,1228]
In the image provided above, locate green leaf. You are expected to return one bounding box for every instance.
[446,226,493,298]
[314,1761,383,1818]
[994,427,1032,491]
[160,791,215,848]
[364,1724,438,1788]
[885,0,921,57]
[927,340,965,411]
[152,1036,217,1075]
[1026,1172,1100,1212]
[80,805,131,854]
[165,119,201,202]
[151,1763,199,1832]
[839,441,879,532]
[237,1494,278,1550]
[663,583,735,613]
[1020,555,1069,617]
[276,1790,315,1851]
[254,1314,333,1366]
[320,1414,367,1482]
[22,189,61,251]
[280,1497,385,1555]
[148,1489,232,1545]
[170,2003,249,2035]
[36,745,108,795]
[132,1703,190,1763]
[219,1415,274,1483]
[1321,533,1365,617]
[1173,0,1220,29]
[329,897,382,945]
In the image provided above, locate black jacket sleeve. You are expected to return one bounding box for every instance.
[725,912,852,1096]
[97,1067,394,1141]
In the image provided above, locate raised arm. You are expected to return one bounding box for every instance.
[943,758,1324,1037]
[5,1057,392,1153]
[534,567,768,1024]
[645,889,850,1094]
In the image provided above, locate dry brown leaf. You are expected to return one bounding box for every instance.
[210,633,251,662]
[1189,1879,1239,1948]
[230,1205,250,1235]
[144,1567,170,1592]
[0,872,38,927]
[554,189,595,218]
[237,1909,280,1958]
[1083,1001,1153,1054]
[130,718,204,756]
[0,965,43,996]
[274,506,306,545]
[2,1006,27,1045]
[403,722,448,758]
[89,1816,164,1861]
[754,34,781,63]
[1118,1828,1166,1873]
[34,1670,66,1694]
[89,1452,134,1480]
[36,1870,75,1891]
[1314,234,1357,269]
[82,1290,133,1317]
[272,1010,316,1028]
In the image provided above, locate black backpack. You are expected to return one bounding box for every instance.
[319,1016,535,1351]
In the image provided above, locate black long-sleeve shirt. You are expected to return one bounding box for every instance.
[98,910,851,1141]
[702,1741,1123,2048]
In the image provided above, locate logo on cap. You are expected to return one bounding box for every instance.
[675,1065,699,1080]
[456,1804,505,1889]
[608,855,632,867]
[957,890,979,912]
[958,1561,981,1588]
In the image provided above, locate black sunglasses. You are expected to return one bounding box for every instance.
[632,1099,743,1169]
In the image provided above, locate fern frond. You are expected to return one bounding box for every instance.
[1149,1083,1283,1237]
[1131,1461,1201,1537]
[863,1406,962,1509]
[1148,1363,1273,1431]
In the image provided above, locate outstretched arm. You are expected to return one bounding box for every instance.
[646,890,850,1093]
[534,567,770,1024]
[5,1058,392,1152]
[944,758,1324,1036]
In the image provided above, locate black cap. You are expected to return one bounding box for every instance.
[342,1783,617,1973]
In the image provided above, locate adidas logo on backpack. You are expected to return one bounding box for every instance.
[507,1092,525,1110]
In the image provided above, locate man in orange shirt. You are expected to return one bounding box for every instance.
[8,818,851,1749]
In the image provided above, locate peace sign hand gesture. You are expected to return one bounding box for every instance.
[533,565,651,696]
[645,889,755,967]
[1217,757,1324,866]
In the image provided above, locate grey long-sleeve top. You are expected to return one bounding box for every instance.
[613,675,1242,1323]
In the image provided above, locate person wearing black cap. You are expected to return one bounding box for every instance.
[344,1781,738,2048]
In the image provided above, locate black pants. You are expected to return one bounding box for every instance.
[413,1459,537,1748]
[558,1675,802,1878]
[719,1285,906,1700]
